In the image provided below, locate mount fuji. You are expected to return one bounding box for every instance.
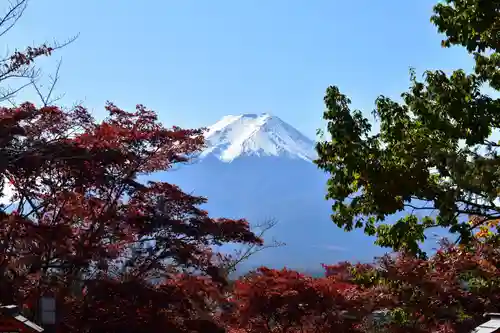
[199,113,317,162]
[158,113,387,273]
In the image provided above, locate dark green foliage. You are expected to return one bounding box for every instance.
[315,0,500,257]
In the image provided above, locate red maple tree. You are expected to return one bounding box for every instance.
[0,101,262,332]
[225,266,383,333]
[368,239,500,333]
[222,236,500,333]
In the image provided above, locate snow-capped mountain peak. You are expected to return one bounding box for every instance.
[200,113,317,163]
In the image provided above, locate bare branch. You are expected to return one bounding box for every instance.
[0,0,80,105]
[31,58,65,106]
[48,33,80,53]
[0,80,32,103]
[220,218,285,277]
[0,0,28,38]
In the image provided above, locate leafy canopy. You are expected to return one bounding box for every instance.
[227,238,500,333]
[0,101,261,333]
[315,0,500,256]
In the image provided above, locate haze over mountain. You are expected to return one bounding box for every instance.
[158,113,390,273]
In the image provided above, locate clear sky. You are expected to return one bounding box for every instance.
[8,0,474,138]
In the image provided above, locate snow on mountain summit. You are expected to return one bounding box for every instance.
[200,113,317,162]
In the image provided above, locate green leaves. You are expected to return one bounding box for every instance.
[375,216,432,259]
[316,0,500,256]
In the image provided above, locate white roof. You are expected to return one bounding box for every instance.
[0,304,44,332]
[473,315,500,333]
[14,314,44,332]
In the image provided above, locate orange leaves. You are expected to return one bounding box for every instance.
[468,215,500,240]
[476,226,492,239]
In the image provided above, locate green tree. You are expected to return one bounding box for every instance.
[315,0,500,257]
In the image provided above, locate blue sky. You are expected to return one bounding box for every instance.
[9,0,474,138]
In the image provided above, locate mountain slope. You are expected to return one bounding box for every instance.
[199,113,317,162]
[154,114,448,271]
[161,155,385,272]
[155,113,387,272]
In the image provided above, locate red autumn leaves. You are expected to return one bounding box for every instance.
[1,101,500,333]
[0,102,260,332]
[226,267,376,333]
[224,241,500,333]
